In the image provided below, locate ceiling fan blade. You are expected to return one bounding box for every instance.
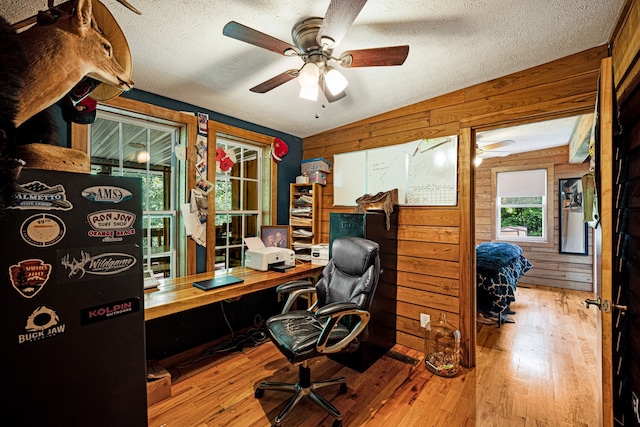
[482,139,516,151]
[223,21,298,56]
[317,0,367,47]
[339,45,409,68]
[249,70,298,93]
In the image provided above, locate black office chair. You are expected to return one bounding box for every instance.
[255,236,381,427]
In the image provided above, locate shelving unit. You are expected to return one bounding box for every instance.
[289,183,322,262]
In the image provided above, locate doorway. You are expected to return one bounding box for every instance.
[472,115,601,423]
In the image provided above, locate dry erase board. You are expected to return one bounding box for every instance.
[333,136,458,206]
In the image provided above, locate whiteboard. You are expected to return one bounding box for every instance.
[333,136,458,206]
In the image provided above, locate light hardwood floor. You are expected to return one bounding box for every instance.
[147,286,599,427]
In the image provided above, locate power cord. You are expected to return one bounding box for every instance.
[169,306,267,380]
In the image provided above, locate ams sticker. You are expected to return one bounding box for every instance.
[9,259,52,298]
[21,213,66,247]
[87,209,136,242]
[9,181,73,210]
[18,306,67,344]
[57,244,139,283]
[81,186,132,204]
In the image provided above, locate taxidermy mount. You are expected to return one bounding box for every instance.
[0,0,137,216]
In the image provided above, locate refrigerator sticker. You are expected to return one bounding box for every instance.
[81,186,132,204]
[21,213,66,247]
[57,244,139,283]
[8,181,73,210]
[19,306,67,344]
[80,297,141,326]
[9,259,52,298]
[87,209,136,242]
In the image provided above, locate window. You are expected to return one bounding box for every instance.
[496,169,547,241]
[214,133,262,269]
[88,109,186,279]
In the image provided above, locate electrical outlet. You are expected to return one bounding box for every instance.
[420,313,430,328]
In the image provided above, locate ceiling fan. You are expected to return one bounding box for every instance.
[222,0,409,103]
[475,140,516,166]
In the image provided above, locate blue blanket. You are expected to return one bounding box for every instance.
[476,242,532,314]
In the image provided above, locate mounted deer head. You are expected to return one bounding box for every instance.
[14,0,134,127]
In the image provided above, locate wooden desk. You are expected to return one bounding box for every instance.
[144,263,324,321]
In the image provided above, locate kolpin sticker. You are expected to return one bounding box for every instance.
[9,181,73,210]
[80,297,141,326]
[81,186,132,204]
[18,305,67,344]
[21,213,66,247]
[9,259,52,298]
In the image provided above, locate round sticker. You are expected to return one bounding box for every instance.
[21,214,66,247]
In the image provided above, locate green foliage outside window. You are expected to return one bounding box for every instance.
[500,196,543,237]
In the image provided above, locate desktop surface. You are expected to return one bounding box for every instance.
[144,263,324,321]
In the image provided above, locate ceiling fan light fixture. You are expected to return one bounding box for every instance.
[298,62,320,89]
[474,156,483,167]
[324,67,348,95]
[299,85,318,101]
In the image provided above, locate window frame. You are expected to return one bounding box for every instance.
[72,97,278,275]
[490,164,554,246]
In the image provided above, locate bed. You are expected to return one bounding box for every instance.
[476,242,532,324]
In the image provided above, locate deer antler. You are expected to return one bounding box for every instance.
[12,0,141,31]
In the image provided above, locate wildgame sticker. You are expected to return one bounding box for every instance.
[87,209,136,242]
[18,306,67,344]
[81,186,132,204]
[9,259,52,299]
[57,244,139,283]
[80,297,141,326]
[9,181,73,210]
[21,213,66,247]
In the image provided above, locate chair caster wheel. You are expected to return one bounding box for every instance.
[339,383,347,394]
[255,388,264,398]
[332,420,343,427]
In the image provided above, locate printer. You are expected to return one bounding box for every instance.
[244,237,295,271]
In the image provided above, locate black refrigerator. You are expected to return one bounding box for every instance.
[1,169,148,426]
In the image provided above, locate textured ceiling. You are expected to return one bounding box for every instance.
[2,0,624,141]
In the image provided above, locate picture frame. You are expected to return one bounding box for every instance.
[260,225,289,249]
[558,177,588,255]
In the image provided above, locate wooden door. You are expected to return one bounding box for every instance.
[598,56,614,426]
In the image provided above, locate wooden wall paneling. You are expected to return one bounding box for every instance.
[458,127,475,368]
[302,47,604,360]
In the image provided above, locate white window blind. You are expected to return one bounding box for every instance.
[497,169,546,197]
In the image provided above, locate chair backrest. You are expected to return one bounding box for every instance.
[316,237,381,332]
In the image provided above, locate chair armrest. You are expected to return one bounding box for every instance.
[315,302,370,354]
[276,280,317,313]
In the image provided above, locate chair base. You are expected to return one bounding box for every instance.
[255,362,347,427]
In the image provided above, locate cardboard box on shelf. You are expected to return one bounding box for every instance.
[301,157,331,175]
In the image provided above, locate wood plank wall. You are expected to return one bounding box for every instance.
[475,146,593,291]
[302,46,607,365]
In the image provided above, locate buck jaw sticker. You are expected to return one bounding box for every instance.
[21,213,66,247]
[9,259,52,298]
[57,244,139,283]
[81,186,132,204]
[19,306,67,344]
[87,209,136,242]
[9,181,73,210]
